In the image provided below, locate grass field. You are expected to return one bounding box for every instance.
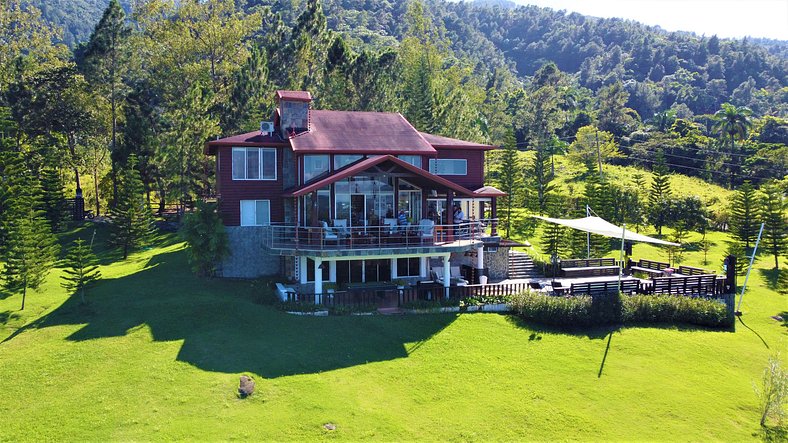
[0,221,786,441]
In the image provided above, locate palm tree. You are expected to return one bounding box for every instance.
[714,103,752,188]
[649,110,676,132]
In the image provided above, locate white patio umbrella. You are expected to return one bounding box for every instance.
[532,215,679,246]
[533,214,679,287]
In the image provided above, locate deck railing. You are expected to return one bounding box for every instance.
[263,220,497,251]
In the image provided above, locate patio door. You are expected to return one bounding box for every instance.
[350,194,366,227]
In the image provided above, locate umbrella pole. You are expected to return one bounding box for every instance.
[586,205,591,258]
[618,224,626,290]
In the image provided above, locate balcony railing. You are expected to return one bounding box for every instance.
[262,220,498,251]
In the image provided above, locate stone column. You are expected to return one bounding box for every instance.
[442,254,451,299]
[299,256,308,284]
[391,258,398,280]
[329,260,337,283]
[314,258,323,304]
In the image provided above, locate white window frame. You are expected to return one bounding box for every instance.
[303,154,330,183]
[429,159,467,175]
[232,147,277,181]
[398,155,422,168]
[240,200,271,226]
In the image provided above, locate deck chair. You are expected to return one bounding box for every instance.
[383,218,398,234]
[333,219,350,237]
[450,266,469,286]
[321,221,338,242]
[418,219,435,243]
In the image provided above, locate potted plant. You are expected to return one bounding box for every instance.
[324,282,339,294]
[393,279,408,289]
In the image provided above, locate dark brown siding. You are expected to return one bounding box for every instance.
[434,149,485,190]
[216,146,285,226]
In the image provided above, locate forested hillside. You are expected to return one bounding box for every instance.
[1,0,786,275]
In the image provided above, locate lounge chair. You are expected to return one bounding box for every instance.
[333,219,350,237]
[418,219,434,243]
[321,221,338,242]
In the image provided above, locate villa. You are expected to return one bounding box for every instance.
[205,90,513,296]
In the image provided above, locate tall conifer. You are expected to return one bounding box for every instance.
[760,182,786,269]
[648,151,671,235]
[0,152,58,310]
[61,238,102,304]
[110,155,152,259]
[730,181,761,250]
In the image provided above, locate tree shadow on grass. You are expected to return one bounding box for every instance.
[1,248,458,379]
[0,310,21,325]
[56,222,180,266]
[758,268,787,294]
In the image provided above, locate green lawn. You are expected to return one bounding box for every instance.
[0,223,786,441]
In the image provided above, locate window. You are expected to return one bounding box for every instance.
[240,200,270,226]
[232,148,276,180]
[303,155,329,183]
[429,159,467,175]
[334,155,362,170]
[398,155,422,168]
[397,258,421,277]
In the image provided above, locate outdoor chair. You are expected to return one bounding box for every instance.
[450,266,469,286]
[384,218,398,234]
[321,221,339,242]
[333,219,350,237]
[418,219,435,243]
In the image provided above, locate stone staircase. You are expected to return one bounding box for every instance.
[508,251,542,279]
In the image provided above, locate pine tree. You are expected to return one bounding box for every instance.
[583,175,611,257]
[0,152,58,310]
[760,182,786,269]
[498,129,521,238]
[110,155,152,259]
[61,238,101,304]
[528,145,555,216]
[40,168,69,232]
[729,181,761,250]
[648,151,672,235]
[180,201,229,277]
[77,0,131,207]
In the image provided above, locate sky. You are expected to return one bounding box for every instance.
[499,0,788,41]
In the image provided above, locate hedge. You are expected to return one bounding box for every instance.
[510,292,732,328]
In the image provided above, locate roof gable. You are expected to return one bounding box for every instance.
[289,110,437,154]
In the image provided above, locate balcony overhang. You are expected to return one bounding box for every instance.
[282,155,476,198]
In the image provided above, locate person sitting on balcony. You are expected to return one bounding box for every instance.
[367,210,379,227]
[397,209,408,226]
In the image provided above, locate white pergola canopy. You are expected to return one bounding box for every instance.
[534,215,680,246]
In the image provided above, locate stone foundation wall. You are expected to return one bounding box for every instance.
[219,226,281,278]
[485,247,509,281]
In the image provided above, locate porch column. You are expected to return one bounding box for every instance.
[390,258,398,280]
[314,258,323,304]
[491,197,498,236]
[442,254,451,299]
[476,245,485,284]
[299,256,308,284]
[420,257,428,278]
[446,192,454,242]
[329,260,337,283]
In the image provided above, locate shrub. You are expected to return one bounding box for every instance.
[622,295,732,328]
[278,301,323,313]
[754,354,788,427]
[328,304,377,316]
[511,292,732,328]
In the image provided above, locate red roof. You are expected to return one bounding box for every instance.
[289,110,437,154]
[419,132,495,150]
[276,90,312,102]
[283,155,475,198]
[473,186,507,197]
[204,131,288,155]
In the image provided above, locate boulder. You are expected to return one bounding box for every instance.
[238,375,255,397]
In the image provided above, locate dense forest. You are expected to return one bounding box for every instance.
[1,0,786,295]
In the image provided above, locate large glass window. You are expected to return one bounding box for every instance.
[397,258,421,277]
[398,155,422,168]
[303,155,330,183]
[335,177,394,227]
[398,180,422,222]
[240,200,270,226]
[303,188,331,226]
[334,155,363,170]
[429,158,467,175]
[232,148,276,180]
